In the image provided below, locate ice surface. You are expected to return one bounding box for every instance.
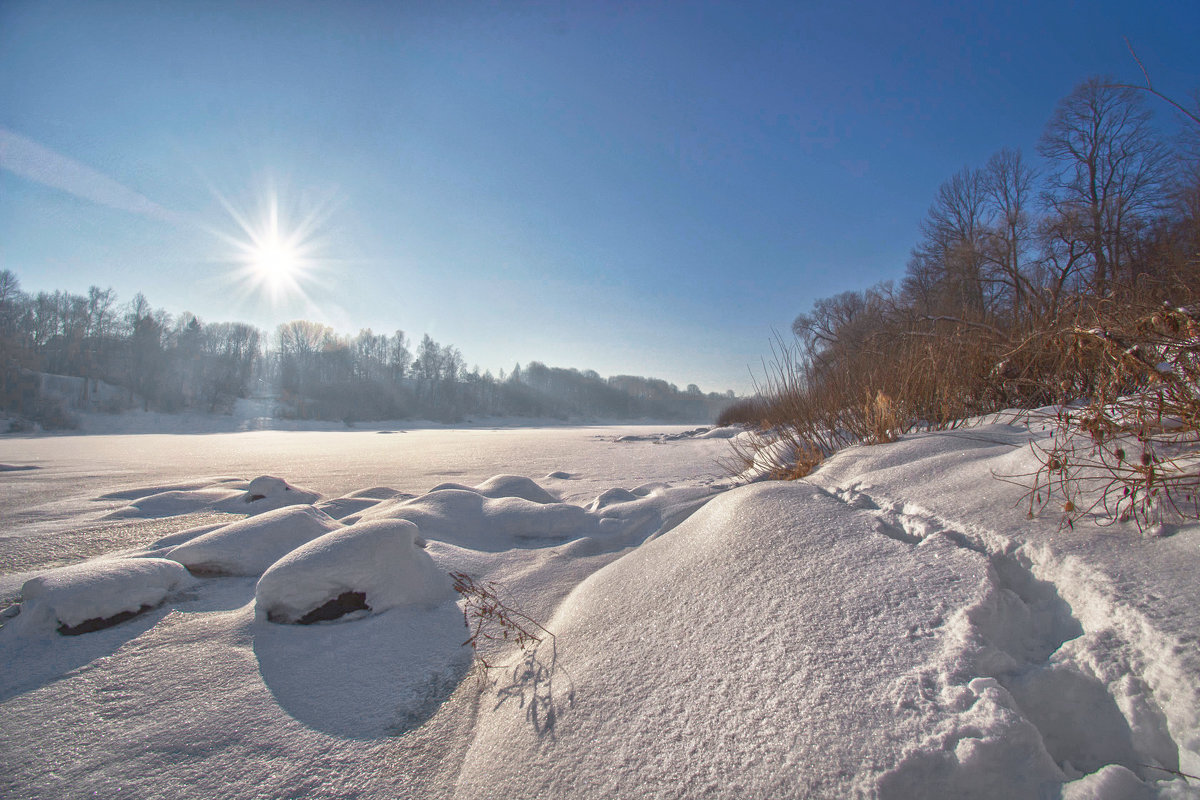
[255,519,452,624]
[168,505,343,576]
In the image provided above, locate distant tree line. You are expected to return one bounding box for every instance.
[265,319,732,423]
[0,272,733,427]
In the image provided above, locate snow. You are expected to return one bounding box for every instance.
[14,557,194,634]
[694,424,746,438]
[168,504,343,576]
[1,420,1198,798]
[255,519,452,624]
[350,489,595,549]
[429,474,560,503]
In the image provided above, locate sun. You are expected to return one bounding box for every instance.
[212,183,334,308]
[249,233,301,289]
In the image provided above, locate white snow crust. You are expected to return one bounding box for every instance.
[255,519,452,624]
[1,420,1198,799]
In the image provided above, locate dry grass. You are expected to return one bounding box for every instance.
[739,285,1200,529]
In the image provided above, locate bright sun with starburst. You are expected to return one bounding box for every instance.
[213,183,335,309]
[246,227,302,293]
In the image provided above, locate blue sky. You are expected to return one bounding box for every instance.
[2,1,1198,395]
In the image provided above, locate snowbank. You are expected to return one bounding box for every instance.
[255,519,452,624]
[168,505,342,576]
[16,558,194,635]
[694,424,745,439]
[456,481,988,797]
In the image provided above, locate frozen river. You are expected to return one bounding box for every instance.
[0,425,733,596]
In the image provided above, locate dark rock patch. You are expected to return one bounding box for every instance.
[270,591,371,625]
[184,564,230,578]
[58,604,155,636]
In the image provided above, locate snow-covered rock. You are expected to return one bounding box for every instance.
[586,487,639,511]
[103,475,320,519]
[168,505,342,576]
[695,425,745,439]
[428,474,558,504]
[17,558,194,635]
[255,519,452,624]
[242,475,320,511]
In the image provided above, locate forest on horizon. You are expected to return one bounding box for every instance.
[0,271,736,429]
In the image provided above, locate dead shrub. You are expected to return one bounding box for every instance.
[1002,297,1200,529]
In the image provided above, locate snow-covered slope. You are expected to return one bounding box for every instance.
[0,421,1196,799]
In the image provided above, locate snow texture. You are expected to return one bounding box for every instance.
[429,474,559,504]
[255,519,452,624]
[103,474,319,519]
[351,489,594,549]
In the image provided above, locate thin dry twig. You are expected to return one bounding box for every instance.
[450,571,554,671]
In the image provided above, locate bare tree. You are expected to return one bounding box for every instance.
[906,167,990,315]
[1038,77,1170,293]
[981,148,1039,320]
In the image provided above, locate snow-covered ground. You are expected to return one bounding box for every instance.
[0,418,1197,798]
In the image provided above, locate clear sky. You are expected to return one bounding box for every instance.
[2,1,1198,395]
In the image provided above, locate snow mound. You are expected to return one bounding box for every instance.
[102,475,320,518]
[1061,765,1156,799]
[242,475,320,510]
[106,487,246,518]
[695,425,744,439]
[317,488,413,520]
[429,474,558,504]
[456,481,985,798]
[255,519,452,624]
[168,505,342,576]
[586,487,639,511]
[17,558,194,635]
[357,489,593,549]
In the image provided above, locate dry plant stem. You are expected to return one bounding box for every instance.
[450,571,554,672]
